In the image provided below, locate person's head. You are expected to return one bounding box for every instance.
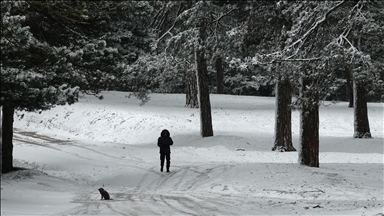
[161,129,170,137]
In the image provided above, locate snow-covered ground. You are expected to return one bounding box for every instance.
[1,91,383,215]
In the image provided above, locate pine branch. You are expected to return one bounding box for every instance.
[210,7,238,25]
[156,2,184,44]
[286,1,347,60]
[28,1,90,26]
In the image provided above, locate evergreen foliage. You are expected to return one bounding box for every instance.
[1,1,383,171]
[1,1,79,111]
[1,0,155,173]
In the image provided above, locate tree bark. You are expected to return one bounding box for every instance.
[273,77,296,152]
[195,25,213,137]
[299,77,319,168]
[185,69,199,108]
[2,105,15,173]
[353,81,371,138]
[345,67,353,108]
[230,68,236,94]
[216,57,224,94]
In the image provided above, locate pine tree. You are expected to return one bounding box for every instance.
[298,66,320,167]
[1,1,80,173]
[152,1,224,137]
[195,21,213,137]
[326,1,384,138]
[229,1,383,166]
[225,1,298,152]
[1,1,156,173]
[273,74,296,152]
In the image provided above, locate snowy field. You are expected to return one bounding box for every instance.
[1,91,383,215]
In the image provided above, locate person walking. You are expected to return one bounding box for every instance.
[157,129,173,172]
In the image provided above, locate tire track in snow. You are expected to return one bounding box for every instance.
[15,129,122,160]
[125,164,237,215]
[12,129,271,215]
[14,129,158,173]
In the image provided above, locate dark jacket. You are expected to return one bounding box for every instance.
[158,129,173,154]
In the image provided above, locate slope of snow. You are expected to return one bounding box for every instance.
[2,91,383,215]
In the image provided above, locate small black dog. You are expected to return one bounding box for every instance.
[98,188,110,200]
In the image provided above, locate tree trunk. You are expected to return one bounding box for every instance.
[299,77,319,168]
[345,67,353,108]
[273,77,296,152]
[2,105,15,173]
[195,25,213,137]
[230,68,236,94]
[185,69,199,108]
[216,57,224,94]
[353,81,371,138]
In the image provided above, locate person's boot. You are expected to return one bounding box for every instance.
[166,161,170,172]
[161,160,164,172]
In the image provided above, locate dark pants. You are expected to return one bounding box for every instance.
[160,153,170,171]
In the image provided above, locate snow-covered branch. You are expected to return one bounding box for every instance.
[286,1,347,60]
[278,57,324,63]
[155,3,184,45]
[211,7,238,25]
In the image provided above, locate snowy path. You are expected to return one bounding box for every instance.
[2,92,383,215]
[4,128,383,215]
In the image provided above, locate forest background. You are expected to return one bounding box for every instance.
[1,1,384,173]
